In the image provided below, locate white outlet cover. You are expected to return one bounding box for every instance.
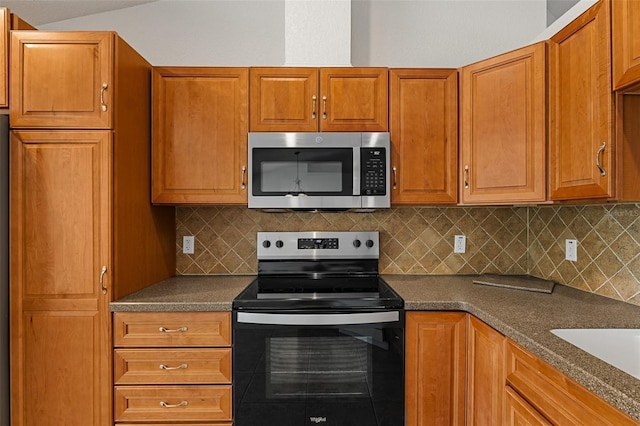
[183,236,195,254]
[565,239,577,262]
[454,235,466,254]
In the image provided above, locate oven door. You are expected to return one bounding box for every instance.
[248,132,361,209]
[233,310,404,426]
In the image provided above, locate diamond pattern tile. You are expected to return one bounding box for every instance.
[176,204,640,307]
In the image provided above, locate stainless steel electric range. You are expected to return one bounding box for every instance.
[233,231,404,426]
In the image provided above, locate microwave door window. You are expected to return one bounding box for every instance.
[254,148,353,196]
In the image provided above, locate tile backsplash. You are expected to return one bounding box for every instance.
[176,204,640,307]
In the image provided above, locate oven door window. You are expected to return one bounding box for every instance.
[234,322,404,426]
[252,148,354,196]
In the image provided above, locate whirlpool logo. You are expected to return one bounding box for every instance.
[309,416,327,424]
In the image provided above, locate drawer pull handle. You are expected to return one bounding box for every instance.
[596,142,607,176]
[159,326,188,333]
[160,400,188,408]
[159,363,188,370]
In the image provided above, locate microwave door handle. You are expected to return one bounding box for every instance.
[236,311,399,326]
[353,147,360,195]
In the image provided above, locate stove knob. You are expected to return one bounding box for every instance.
[353,239,362,248]
[366,239,375,248]
[275,240,284,248]
[262,240,271,248]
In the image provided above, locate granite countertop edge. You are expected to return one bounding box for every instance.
[110,273,640,422]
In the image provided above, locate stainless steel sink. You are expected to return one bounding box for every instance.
[551,328,640,379]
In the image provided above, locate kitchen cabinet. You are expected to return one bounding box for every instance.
[405,312,466,426]
[548,0,614,200]
[0,8,34,109]
[113,312,232,425]
[249,67,388,132]
[152,67,248,204]
[505,339,638,425]
[389,68,458,204]
[9,32,175,426]
[615,92,640,200]
[504,386,552,426]
[460,42,547,204]
[612,0,640,91]
[467,315,505,426]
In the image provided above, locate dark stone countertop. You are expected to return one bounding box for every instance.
[110,274,640,422]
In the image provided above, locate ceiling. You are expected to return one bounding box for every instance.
[2,1,158,26]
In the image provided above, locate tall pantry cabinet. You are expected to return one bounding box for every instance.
[9,31,175,426]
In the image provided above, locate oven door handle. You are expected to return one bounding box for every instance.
[236,311,400,326]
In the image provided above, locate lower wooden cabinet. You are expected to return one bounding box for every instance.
[504,386,551,426]
[113,312,232,425]
[405,312,466,426]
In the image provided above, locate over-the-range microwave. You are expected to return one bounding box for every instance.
[248,132,390,210]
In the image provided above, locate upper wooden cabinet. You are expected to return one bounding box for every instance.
[549,0,614,200]
[10,31,114,128]
[152,67,248,204]
[249,67,388,132]
[389,68,458,205]
[460,42,547,204]
[405,312,466,426]
[612,0,640,91]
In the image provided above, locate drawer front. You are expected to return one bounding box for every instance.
[505,340,637,426]
[114,312,231,347]
[114,385,232,422]
[114,348,232,385]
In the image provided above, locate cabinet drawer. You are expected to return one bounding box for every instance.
[505,340,637,425]
[114,312,231,347]
[114,348,231,385]
[114,385,232,422]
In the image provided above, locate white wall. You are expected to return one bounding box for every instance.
[40,0,548,68]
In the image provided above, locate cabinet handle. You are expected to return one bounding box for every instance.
[312,95,317,120]
[100,83,108,112]
[322,96,327,120]
[160,401,188,408]
[464,165,470,190]
[159,326,188,333]
[159,363,188,370]
[99,265,107,294]
[392,166,397,190]
[241,165,247,190]
[596,142,607,177]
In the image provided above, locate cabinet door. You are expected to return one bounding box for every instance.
[249,67,319,132]
[320,67,388,132]
[10,31,113,128]
[460,42,546,204]
[10,130,112,426]
[549,0,613,200]
[152,67,248,204]
[405,312,466,426]
[612,0,640,90]
[467,316,505,426]
[0,8,8,108]
[389,69,458,204]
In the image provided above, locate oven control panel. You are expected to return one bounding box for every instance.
[257,231,379,260]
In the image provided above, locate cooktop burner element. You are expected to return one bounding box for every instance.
[233,231,403,312]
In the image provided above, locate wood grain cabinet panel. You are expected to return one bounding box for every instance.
[114,385,232,423]
[405,312,466,426]
[460,42,547,204]
[0,8,8,108]
[249,67,388,132]
[152,67,248,204]
[10,31,113,128]
[504,386,552,426]
[612,0,640,91]
[505,339,638,425]
[549,0,614,200]
[467,315,505,426]
[114,312,232,347]
[389,68,458,204]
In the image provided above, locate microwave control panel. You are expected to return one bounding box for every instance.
[361,148,387,195]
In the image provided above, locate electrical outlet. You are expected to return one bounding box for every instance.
[565,239,577,262]
[183,236,195,254]
[454,235,466,254]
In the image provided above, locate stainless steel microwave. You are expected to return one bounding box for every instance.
[248,132,390,210]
